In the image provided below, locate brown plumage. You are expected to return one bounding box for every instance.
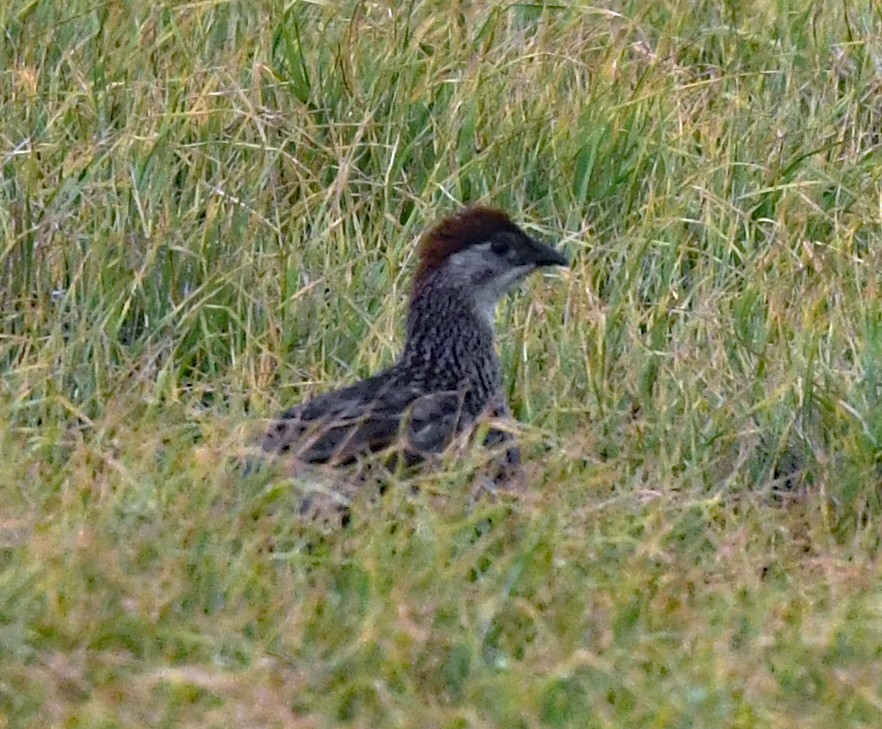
[259,205,567,489]
[413,206,526,281]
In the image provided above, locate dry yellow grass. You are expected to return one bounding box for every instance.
[2,1,881,726]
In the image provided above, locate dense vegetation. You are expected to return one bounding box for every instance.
[2,1,881,726]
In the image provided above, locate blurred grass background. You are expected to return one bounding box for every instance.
[2,0,882,726]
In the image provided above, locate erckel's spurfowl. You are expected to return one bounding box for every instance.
[261,206,568,479]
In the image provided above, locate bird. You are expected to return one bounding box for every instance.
[258,205,568,497]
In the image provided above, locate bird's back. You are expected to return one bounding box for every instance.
[261,366,480,466]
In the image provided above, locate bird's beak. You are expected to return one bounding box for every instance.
[528,237,569,268]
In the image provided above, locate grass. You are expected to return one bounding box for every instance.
[2,0,882,726]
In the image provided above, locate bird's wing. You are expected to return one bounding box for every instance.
[262,375,402,464]
[261,375,472,466]
[404,389,468,454]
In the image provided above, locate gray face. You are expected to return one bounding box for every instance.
[443,230,567,325]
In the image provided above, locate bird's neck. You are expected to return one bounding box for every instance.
[398,275,501,395]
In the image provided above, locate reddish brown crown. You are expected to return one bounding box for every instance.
[414,206,523,282]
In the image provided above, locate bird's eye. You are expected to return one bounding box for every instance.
[490,239,510,256]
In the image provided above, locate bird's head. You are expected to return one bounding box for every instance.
[412,206,568,320]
